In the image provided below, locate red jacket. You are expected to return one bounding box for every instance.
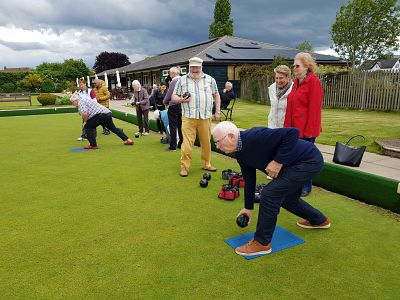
[284,71,323,138]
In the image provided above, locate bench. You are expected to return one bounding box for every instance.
[220,98,236,121]
[0,93,32,106]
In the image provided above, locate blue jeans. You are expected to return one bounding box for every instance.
[254,155,326,245]
[301,137,316,193]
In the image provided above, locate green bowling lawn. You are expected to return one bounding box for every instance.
[0,113,399,299]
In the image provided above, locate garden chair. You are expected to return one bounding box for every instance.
[220,98,236,121]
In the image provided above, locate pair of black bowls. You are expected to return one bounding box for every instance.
[200,173,211,187]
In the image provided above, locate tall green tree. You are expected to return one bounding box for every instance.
[93,52,131,74]
[331,0,400,67]
[36,62,64,83]
[296,41,314,52]
[209,0,234,39]
[61,58,91,81]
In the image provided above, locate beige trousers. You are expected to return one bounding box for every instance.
[180,116,212,171]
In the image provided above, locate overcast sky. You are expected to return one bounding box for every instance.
[0,0,351,69]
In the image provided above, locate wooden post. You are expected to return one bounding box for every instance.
[360,71,367,111]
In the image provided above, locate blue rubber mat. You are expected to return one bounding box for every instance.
[69,147,100,152]
[225,226,304,260]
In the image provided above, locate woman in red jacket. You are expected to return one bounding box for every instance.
[284,52,323,197]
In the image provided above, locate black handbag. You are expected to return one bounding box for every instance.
[333,135,366,167]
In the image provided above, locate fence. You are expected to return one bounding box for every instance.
[240,70,400,111]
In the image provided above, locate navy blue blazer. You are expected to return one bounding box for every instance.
[236,127,323,209]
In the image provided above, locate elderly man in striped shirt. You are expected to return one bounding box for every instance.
[172,57,221,177]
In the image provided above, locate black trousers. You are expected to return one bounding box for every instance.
[255,156,326,245]
[136,107,149,133]
[156,105,166,133]
[84,113,128,147]
[168,104,183,149]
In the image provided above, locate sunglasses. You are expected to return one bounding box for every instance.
[293,64,301,69]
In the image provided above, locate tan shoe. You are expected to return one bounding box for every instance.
[235,239,272,256]
[179,168,188,177]
[202,165,217,172]
[297,218,331,229]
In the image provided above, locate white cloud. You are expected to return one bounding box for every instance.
[315,48,339,57]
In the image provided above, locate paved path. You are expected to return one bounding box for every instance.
[109,100,400,181]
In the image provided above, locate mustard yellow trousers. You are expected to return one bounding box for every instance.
[181,116,213,171]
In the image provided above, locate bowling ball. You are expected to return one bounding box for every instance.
[203,173,211,181]
[200,179,208,188]
[236,214,249,228]
[183,92,191,99]
[135,133,140,138]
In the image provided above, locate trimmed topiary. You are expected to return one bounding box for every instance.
[37,93,57,106]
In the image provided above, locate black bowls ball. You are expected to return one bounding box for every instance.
[183,92,191,99]
[135,133,140,138]
[200,179,208,188]
[236,214,249,228]
[203,173,211,181]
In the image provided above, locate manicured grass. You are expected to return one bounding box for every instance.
[1,113,399,299]
[0,95,73,110]
[229,99,400,154]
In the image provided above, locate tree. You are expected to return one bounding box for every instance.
[209,0,234,39]
[61,58,91,81]
[93,52,131,73]
[296,41,314,52]
[36,62,63,82]
[268,56,291,73]
[21,73,44,92]
[331,0,400,67]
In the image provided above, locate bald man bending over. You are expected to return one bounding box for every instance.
[212,121,330,257]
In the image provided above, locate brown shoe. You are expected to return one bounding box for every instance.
[179,168,188,177]
[297,218,331,229]
[202,165,217,172]
[124,139,134,145]
[235,239,272,256]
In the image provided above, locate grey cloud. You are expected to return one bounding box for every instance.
[0,39,46,51]
[0,0,350,67]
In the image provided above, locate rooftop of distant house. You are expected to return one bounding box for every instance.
[0,66,33,73]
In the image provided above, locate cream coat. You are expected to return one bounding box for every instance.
[268,82,293,128]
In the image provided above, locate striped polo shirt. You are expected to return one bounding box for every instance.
[173,73,218,119]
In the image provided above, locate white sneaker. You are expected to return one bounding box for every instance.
[142,132,149,136]
[77,137,87,141]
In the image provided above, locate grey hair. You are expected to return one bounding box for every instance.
[132,80,141,88]
[273,65,291,77]
[169,66,180,75]
[225,81,233,88]
[212,121,239,137]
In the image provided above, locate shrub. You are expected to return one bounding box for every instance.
[2,82,15,93]
[40,80,56,93]
[64,80,76,92]
[55,96,72,105]
[37,93,57,106]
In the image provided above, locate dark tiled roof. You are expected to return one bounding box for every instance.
[359,60,375,70]
[378,56,400,69]
[97,36,344,76]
